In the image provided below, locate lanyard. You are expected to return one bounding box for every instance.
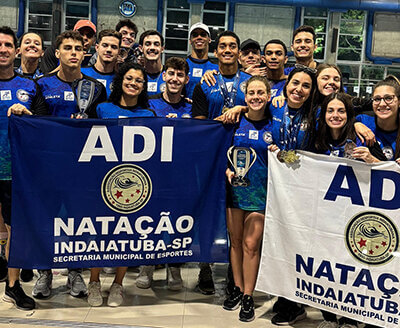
[217,71,240,109]
[279,103,304,150]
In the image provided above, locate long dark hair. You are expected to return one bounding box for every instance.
[109,62,149,108]
[283,67,317,149]
[313,63,344,107]
[315,92,356,152]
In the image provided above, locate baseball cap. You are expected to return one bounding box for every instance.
[189,22,210,37]
[73,20,96,34]
[240,39,261,51]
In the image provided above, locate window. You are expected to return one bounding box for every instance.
[202,2,228,54]
[302,7,329,61]
[26,0,90,46]
[337,10,366,62]
[163,0,191,57]
[64,0,91,31]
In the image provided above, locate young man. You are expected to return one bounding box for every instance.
[81,29,121,97]
[185,22,218,99]
[40,20,97,74]
[28,31,106,300]
[149,57,191,118]
[35,31,107,118]
[239,39,267,77]
[285,25,318,75]
[263,39,288,98]
[0,26,44,311]
[192,31,251,119]
[139,30,165,96]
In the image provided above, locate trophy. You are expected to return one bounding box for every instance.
[71,79,99,118]
[227,146,257,187]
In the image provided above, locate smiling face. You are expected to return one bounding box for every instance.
[55,38,84,69]
[317,67,341,96]
[96,36,120,64]
[18,33,43,61]
[122,68,145,98]
[286,72,313,108]
[292,31,316,61]
[190,28,210,52]
[372,85,399,123]
[264,43,287,71]
[239,48,261,69]
[214,36,239,65]
[325,98,347,132]
[119,26,136,48]
[163,67,188,95]
[0,33,16,69]
[245,80,271,113]
[141,35,163,62]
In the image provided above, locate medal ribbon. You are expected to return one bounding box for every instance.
[217,71,241,109]
[279,103,304,150]
[15,66,43,79]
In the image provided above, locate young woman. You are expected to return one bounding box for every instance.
[315,92,384,162]
[89,62,155,308]
[222,76,274,322]
[269,66,317,325]
[16,32,44,79]
[96,62,156,119]
[314,92,384,328]
[356,79,400,161]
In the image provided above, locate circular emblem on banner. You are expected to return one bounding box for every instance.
[382,146,393,160]
[16,89,29,103]
[345,211,398,265]
[119,0,137,18]
[239,81,246,93]
[263,131,273,144]
[101,164,152,214]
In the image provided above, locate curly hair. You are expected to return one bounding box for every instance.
[109,62,149,108]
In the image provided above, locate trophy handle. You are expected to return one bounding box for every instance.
[227,146,235,168]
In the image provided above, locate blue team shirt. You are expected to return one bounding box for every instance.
[149,93,192,118]
[0,74,38,179]
[36,73,105,118]
[271,102,309,150]
[96,102,156,118]
[186,56,218,99]
[270,79,286,99]
[147,71,165,96]
[229,115,274,211]
[193,70,251,119]
[356,114,397,160]
[81,66,115,98]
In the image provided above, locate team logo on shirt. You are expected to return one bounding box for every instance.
[64,91,75,101]
[160,83,166,93]
[239,82,246,93]
[263,131,273,144]
[0,90,12,101]
[345,211,398,266]
[101,164,152,214]
[249,130,259,140]
[382,146,394,160]
[16,89,30,103]
[300,120,308,131]
[192,68,203,78]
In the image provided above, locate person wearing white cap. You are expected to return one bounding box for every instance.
[185,22,218,99]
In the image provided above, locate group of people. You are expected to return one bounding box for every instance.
[0,15,398,328]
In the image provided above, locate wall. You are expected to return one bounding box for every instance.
[372,12,400,58]
[0,0,19,30]
[234,4,294,49]
[97,0,158,39]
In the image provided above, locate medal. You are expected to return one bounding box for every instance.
[277,150,299,164]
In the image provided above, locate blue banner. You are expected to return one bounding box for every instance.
[9,116,233,269]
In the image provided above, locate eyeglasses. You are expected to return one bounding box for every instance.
[295,63,317,74]
[372,95,396,105]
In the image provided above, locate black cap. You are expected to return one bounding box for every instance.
[240,39,261,51]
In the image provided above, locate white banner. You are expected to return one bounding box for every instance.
[257,151,400,327]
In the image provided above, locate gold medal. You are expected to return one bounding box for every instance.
[284,150,299,164]
[277,150,286,163]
